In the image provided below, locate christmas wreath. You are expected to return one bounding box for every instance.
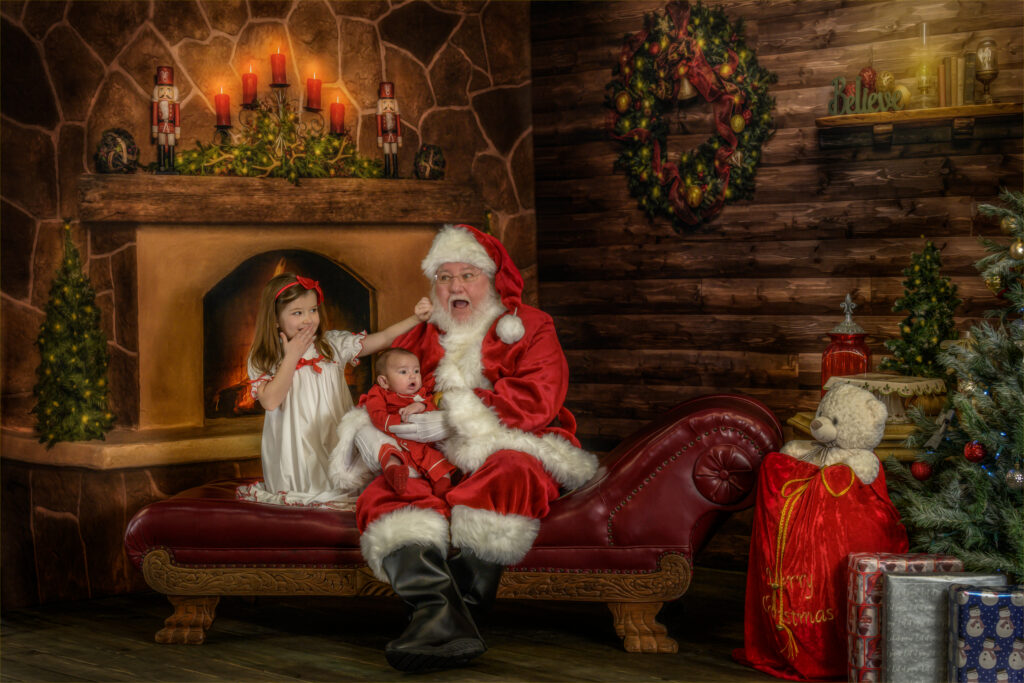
[606,1,777,230]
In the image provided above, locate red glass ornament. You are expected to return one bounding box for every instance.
[910,461,933,480]
[963,441,986,463]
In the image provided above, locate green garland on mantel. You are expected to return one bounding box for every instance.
[172,94,382,184]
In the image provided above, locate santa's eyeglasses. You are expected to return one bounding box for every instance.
[434,270,482,286]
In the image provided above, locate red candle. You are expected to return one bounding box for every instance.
[270,48,286,85]
[306,73,322,110]
[330,98,345,134]
[214,88,231,127]
[242,64,257,106]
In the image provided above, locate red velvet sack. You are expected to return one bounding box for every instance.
[735,452,908,681]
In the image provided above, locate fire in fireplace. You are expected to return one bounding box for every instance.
[203,250,372,419]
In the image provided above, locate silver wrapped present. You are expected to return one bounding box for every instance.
[884,572,1008,683]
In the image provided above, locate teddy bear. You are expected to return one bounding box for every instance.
[781,382,888,484]
[735,381,907,681]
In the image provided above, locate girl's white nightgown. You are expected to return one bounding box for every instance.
[238,330,365,510]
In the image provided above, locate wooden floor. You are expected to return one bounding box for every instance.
[1,567,777,682]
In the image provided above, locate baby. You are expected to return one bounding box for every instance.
[358,348,456,495]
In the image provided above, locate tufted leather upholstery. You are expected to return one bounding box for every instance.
[125,394,782,576]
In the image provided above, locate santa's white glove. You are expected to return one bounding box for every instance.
[388,411,450,442]
[354,422,398,473]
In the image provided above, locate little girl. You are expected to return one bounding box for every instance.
[238,272,431,509]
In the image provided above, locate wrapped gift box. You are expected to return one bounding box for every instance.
[947,583,1024,683]
[884,572,1008,683]
[847,552,964,682]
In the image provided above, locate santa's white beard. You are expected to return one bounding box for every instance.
[429,286,504,340]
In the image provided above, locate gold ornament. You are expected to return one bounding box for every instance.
[1009,239,1024,260]
[614,91,632,114]
[985,274,1003,293]
[730,114,745,133]
[685,185,703,208]
[1000,216,1020,234]
[877,71,895,92]
[719,63,733,77]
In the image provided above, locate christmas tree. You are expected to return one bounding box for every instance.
[31,221,115,446]
[879,240,960,378]
[885,189,1024,580]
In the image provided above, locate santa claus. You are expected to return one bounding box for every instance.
[336,224,597,672]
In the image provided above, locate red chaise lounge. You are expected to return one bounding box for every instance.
[125,393,782,652]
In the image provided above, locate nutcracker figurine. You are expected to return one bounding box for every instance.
[376,81,402,178]
[151,66,180,174]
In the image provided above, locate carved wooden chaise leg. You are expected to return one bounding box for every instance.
[155,595,220,644]
[607,602,678,653]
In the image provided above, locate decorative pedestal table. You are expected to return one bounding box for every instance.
[822,373,946,423]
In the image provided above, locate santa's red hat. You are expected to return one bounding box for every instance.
[421,224,525,344]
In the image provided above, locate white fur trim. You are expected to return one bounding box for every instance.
[421,224,496,278]
[440,387,598,490]
[450,505,539,565]
[328,409,376,492]
[360,506,450,582]
[495,312,525,344]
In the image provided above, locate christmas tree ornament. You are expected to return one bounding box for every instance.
[1006,468,1024,490]
[963,441,986,463]
[859,66,877,92]
[1000,216,1019,234]
[685,184,703,208]
[614,90,632,114]
[413,144,446,180]
[910,461,933,481]
[876,70,895,92]
[606,0,777,231]
[94,128,139,173]
[1009,239,1024,260]
[985,274,1003,294]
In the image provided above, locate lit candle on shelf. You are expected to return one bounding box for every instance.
[214,87,231,127]
[330,97,345,135]
[242,63,257,106]
[270,47,286,85]
[306,72,322,110]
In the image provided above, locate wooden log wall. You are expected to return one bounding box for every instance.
[531,0,1023,455]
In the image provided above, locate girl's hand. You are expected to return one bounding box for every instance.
[414,297,433,322]
[280,325,315,361]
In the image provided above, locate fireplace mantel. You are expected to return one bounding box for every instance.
[1,174,489,470]
[78,174,487,225]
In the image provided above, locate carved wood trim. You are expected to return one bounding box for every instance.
[141,549,691,603]
[608,602,679,654]
[155,595,219,644]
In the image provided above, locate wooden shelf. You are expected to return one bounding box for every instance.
[815,102,1022,148]
[77,174,486,226]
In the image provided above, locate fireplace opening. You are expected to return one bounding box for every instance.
[203,250,373,419]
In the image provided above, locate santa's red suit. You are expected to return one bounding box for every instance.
[347,224,598,582]
[359,385,454,484]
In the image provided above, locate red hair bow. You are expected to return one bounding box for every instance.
[275,275,323,303]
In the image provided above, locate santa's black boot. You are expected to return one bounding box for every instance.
[382,544,486,672]
[447,548,504,618]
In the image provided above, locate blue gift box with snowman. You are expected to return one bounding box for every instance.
[948,583,1024,683]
